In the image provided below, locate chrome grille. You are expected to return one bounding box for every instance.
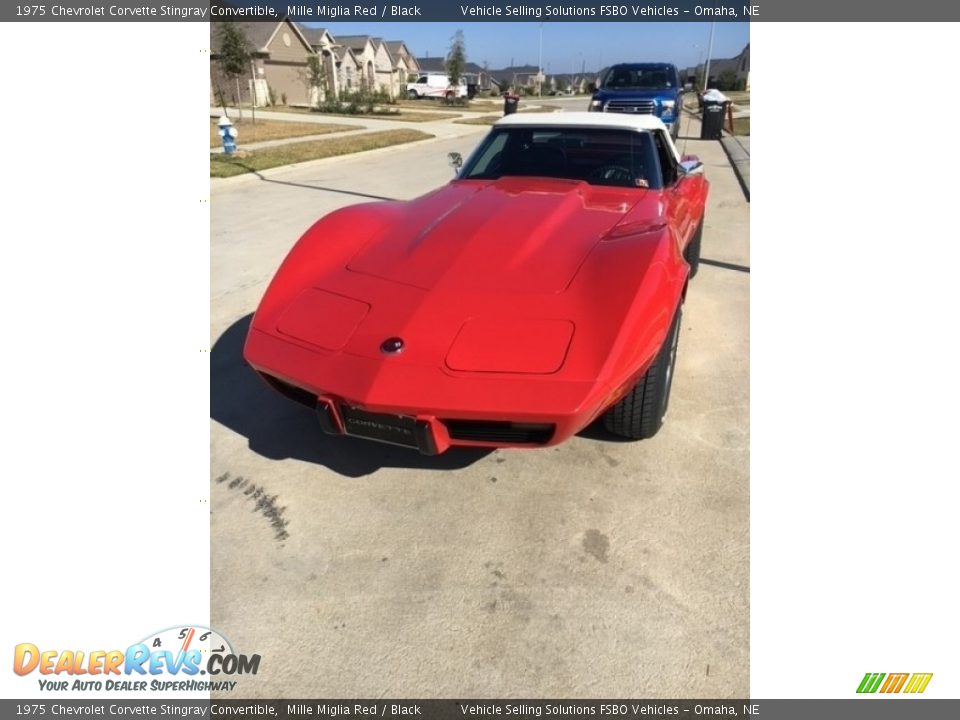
[605,99,656,114]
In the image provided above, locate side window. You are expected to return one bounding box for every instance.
[417,76,427,84]
[653,130,678,186]
[464,133,509,178]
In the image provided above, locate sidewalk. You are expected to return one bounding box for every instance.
[720,135,750,200]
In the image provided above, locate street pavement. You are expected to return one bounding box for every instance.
[210,109,749,697]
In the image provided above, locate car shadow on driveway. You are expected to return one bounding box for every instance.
[211,314,491,478]
[244,168,399,202]
[575,422,636,443]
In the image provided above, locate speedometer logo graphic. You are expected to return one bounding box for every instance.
[138,625,234,674]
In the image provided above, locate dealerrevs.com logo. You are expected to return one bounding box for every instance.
[857,672,933,694]
[13,626,259,692]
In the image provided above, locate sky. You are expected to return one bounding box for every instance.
[305,22,750,72]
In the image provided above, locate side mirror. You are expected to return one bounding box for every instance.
[448,152,463,174]
[679,159,704,176]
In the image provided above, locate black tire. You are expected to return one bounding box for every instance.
[685,216,703,279]
[407,89,418,100]
[602,305,682,440]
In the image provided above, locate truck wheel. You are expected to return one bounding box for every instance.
[603,305,682,440]
[685,216,703,278]
[407,89,418,100]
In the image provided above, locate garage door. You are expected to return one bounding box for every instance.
[264,61,311,107]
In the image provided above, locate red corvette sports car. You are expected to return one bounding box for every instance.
[244,113,709,454]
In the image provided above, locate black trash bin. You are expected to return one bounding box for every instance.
[701,100,728,140]
[503,94,520,115]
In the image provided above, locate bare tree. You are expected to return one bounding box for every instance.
[305,54,329,108]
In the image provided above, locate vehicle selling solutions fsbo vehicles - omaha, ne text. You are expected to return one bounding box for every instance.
[244,113,709,454]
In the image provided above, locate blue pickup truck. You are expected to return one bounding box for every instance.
[588,63,685,140]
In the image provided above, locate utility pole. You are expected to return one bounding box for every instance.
[249,59,256,125]
[704,22,716,90]
[538,23,543,97]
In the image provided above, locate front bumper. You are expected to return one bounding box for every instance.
[589,104,677,128]
[245,328,613,454]
[312,395,557,455]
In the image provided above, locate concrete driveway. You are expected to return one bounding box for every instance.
[210,113,749,698]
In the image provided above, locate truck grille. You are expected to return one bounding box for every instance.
[444,420,555,445]
[605,99,656,114]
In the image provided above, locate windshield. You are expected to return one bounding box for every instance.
[603,66,674,90]
[459,127,662,189]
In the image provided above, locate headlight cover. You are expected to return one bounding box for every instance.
[589,99,604,112]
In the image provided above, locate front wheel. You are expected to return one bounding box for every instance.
[407,89,418,100]
[602,305,682,440]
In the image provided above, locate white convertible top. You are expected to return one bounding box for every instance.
[495,111,669,132]
[494,111,682,161]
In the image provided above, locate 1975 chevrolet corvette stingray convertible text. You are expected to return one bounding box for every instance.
[243,113,709,454]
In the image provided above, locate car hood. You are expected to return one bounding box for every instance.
[261,178,663,375]
[346,177,639,295]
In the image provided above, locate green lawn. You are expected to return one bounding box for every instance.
[453,115,500,126]
[250,105,459,122]
[209,118,357,148]
[395,99,500,113]
[210,129,434,178]
[724,91,751,105]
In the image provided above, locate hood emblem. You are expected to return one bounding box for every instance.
[380,337,405,355]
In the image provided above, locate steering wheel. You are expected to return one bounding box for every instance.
[588,164,634,185]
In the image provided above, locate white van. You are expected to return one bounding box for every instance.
[407,73,468,99]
